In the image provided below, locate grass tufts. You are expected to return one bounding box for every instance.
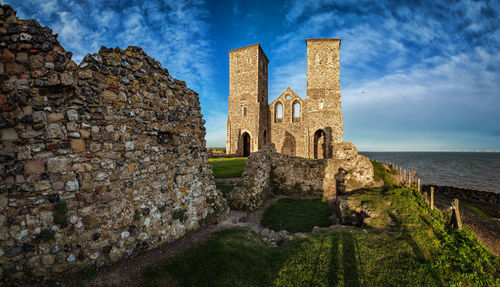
[261,198,333,233]
[53,202,68,227]
[208,157,246,178]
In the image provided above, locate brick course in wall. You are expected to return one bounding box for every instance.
[0,4,225,279]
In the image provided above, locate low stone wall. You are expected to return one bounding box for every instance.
[228,146,274,210]
[0,5,225,280]
[422,185,500,204]
[230,143,374,210]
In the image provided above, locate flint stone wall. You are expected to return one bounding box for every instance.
[0,4,225,279]
[230,142,374,210]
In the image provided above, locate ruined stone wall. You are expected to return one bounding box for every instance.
[269,88,307,157]
[227,39,343,159]
[0,5,225,279]
[230,143,374,210]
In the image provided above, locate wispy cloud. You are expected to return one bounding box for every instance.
[7,0,500,150]
[9,0,223,144]
[267,0,500,150]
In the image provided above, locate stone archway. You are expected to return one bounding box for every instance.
[314,129,326,159]
[281,132,296,157]
[242,132,251,157]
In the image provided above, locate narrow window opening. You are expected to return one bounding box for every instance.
[275,102,283,123]
[292,101,301,122]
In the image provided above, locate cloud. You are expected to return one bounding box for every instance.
[9,0,214,90]
[7,0,500,150]
[272,0,500,150]
[9,0,223,143]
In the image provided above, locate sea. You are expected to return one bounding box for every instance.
[359,152,500,194]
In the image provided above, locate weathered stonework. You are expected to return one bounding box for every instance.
[230,143,374,210]
[227,39,343,159]
[0,4,225,279]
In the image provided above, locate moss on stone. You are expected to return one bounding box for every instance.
[39,229,55,241]
[53,202,68,227]
[172,209,187,223]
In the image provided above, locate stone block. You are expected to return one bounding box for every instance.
[1,48,15,61]
[70,139,85,153]
[24,160,45,174]
[1,128,18,140]
[16,52,28,62]
[47,113,64,123]
[65,180,79,191]
[47,157,70,173]
[46,123,65,139]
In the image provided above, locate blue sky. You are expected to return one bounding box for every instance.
[9,0,500,151]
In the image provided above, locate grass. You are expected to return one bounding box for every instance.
[261,198,333,233]
[141,187,500,287]
[39,229,55,241]
[208,157,246,178]
[371,160,396,187]
[142,227,301,287]
[209,147,226,152]
[215,182,235,194]
[53,202,68,227]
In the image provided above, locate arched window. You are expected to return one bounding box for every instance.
[242,132,251,157]
[292,101,301,122]
[315,52,320,66]
[242,106,247,116]
[314,129,326,159]
[275,102,283,123]
[327,50,333,64]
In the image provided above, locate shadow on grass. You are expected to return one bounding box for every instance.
[326,232,361,287]
[342,232,360,287]
[328,233,340,286]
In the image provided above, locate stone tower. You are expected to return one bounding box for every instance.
[226,39,343,159]
[226,44,270,156]
[304,39,343,158]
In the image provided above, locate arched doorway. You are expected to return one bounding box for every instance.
[314,129,326,159]
[281,132,296,157]
[242,132,251,157]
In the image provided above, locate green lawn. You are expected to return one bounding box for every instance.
[215,182,235,194]
[261,198,333,233]
[208,157,247,178]
[371,160,396,187]
[142,187,500,287]
[209,147,226,152]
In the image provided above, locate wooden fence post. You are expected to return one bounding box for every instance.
[450,199,463,229]
[417,179,420,192]
[430,186,434,210]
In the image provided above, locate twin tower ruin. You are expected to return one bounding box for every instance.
[226,39,343,159]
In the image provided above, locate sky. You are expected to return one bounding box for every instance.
[8,0,500,151]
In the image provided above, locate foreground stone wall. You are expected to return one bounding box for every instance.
[0,5,225,279]
[231,143,374,210]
